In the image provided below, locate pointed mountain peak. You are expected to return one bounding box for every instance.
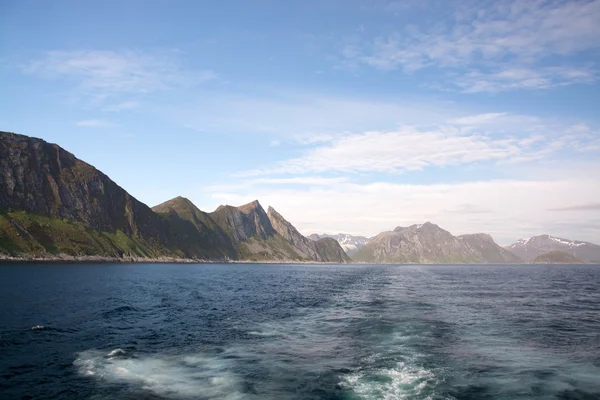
[152,196,200,214]
[238,199,264,214]
[395,221,440,233]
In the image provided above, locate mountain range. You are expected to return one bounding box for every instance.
[0,131,349,263]
[1,131,598,264]
[349,222,522,264]
[504,235,600,263]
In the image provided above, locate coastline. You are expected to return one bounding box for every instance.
[0,254,350,265]
[2,254,595,265]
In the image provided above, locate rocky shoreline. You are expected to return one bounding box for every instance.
[0,254,349,264]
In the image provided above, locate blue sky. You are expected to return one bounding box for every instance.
[1,0,599,244]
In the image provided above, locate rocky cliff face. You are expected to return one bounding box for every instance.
[268,207,351,262]
[505,234,600,263]
[210,201,276,243]
[352,222,520,264]
[0,131,159,238]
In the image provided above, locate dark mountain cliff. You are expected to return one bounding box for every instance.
[267,206,351,262]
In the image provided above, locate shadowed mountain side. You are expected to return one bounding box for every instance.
[458,233,522,263]
[268,207,351,262]
[152,197,237,259]
[308,233,370,256]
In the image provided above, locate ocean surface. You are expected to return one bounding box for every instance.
[1,264,599,400]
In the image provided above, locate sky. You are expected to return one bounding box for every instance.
[1,0,600,245]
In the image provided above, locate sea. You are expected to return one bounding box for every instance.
[1,263,599,400]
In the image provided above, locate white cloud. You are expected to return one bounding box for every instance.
[206,175,600,245]
[103,100,139,112]
[207,176,349,192]
[456,67,596,93]
[347,0,600,91]
[75,119,111,127]
[24,49,216,102]
[448,113,508,125]
[239,123,594,176]
[165,92,460,137]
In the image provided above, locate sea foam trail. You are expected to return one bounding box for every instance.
[74,349,252,399]
[341,362,439,400]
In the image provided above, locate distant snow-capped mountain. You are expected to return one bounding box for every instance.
[308,233,370,256]
[505,234,600,263]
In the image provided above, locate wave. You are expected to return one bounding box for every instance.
[101,305,139,319]
[340,361,441,400]
[74,348,254,399]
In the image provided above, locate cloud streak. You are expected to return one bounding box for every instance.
[346,0,600,92]
[240,120,598,176]
[548,203,600,211]
[24,49,216,102]
[207,174,600,245]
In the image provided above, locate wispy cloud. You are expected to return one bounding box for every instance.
[75,119,111,127]
[102,100,139,112]
[24,49,216,102]
[448,113,508,125]
[239,120,599,176]
[346,0,600,92]
[456,67,596,93]
[207,174,600,244]
[548,203,600,211]
[446,203,493,214]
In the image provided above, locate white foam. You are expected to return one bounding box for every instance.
[74,349,252,399]
[340,362,437,400]
[31,325,45,330]
[107,348,126,358]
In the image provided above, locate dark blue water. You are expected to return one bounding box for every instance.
[1,264,599,400]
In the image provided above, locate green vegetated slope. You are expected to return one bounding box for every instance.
[533,251,587,264]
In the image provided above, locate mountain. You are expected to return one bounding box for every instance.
[308,233,370,256]
[533,251,587,264]
[0,131,348,263]
[457,233,522,264]
[268,208,351,262]
[0,131,191,259]
[505,235,600,263]
[151,196,236,259]
[352,222,522,264]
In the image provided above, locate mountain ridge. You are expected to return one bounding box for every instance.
[505,234,600,263]
[0,131,348,263]
[352,223,522,264]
